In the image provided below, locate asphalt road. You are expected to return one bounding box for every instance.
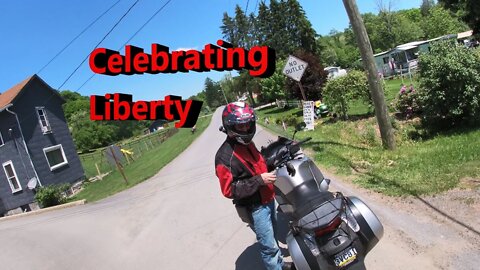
[0,107,478,270]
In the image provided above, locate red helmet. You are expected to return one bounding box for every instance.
[222,102,256,145]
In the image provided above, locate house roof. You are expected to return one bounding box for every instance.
[0,76,33,109]
[373,50,391,57]
[0,74,64,110]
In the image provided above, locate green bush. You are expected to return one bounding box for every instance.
[323,70,370,120]
[35,184,71,208]
[274,118,283,125]
[417,42,480,129]
[283,115,299,127]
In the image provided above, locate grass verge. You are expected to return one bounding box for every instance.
[70,116,211,202]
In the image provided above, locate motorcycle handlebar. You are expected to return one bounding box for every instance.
[296,137,312,145]
[287,137,312,155]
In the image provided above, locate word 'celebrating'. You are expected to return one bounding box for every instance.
[89,40,276,78]
[90,94,202,128]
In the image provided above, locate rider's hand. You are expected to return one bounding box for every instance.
[261,172,276,185]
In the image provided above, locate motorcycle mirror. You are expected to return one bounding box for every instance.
[292,122,306,140]
[295,122,307,131]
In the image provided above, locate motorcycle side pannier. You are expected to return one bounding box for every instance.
[345,196,384,253]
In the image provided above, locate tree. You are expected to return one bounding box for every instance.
[60,90,83,102]
[255,1,270,45]
[220,13,236,45]
[233,5,251,48]
[219,73,241,103]
[61,90,152,151]
[323,70,370,120]
[204,77,223,108]
[220,0,317,56]
[365,9,423,51]
[69,111,117,152]
[285,0,317,53]
[421,0,436,16]
[62,97,89,123]
[60,90,89,122]
[439,0,480,35]
[259,59,287,102]
[317,30,361,68]
[420,5,468,39]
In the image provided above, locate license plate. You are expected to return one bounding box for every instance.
[334,247,357,267]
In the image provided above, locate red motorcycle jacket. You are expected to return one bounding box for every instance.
[215,137,275,207]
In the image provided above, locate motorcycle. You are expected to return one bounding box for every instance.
[260,123,383,270]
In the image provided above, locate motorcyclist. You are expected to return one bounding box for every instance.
[214,102,294,270]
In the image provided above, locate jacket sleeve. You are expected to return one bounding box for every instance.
[216,164,265,200]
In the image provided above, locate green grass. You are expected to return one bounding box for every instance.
[301,120,480,196]
[349,77,418,116]
[78,150,110,179]
[255,78,480,196]
[70,116,211,202]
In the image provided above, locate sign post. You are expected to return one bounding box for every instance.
[283,55,308,101]
[283,55,314,130]
[105,145,129,185]
[302,101,315,130]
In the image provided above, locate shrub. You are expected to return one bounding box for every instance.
[283,115,299,127]
[35,183,71,208]
[417,42,480,129]
[274,118,283,125]
[323,70,370,120]
[394,84,421,118]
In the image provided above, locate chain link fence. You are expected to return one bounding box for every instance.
[78,128,178,180]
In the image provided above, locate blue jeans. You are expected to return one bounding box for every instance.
[250,200,284,270]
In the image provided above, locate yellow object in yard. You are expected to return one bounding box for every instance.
[121,148,135,163]
[121,148,134,155]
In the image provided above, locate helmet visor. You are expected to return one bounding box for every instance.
[231,121,255,135]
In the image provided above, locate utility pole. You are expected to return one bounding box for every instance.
[343,0,396,150]
[219,88,228,105]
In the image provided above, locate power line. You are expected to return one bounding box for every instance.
[57,0,140,90]
[37,0,121,75]
[77,0,174,92]
[245,0,250,14]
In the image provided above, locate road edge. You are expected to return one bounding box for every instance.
[0,199,87,222]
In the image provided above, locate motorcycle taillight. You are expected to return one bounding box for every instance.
[314,216,342,237]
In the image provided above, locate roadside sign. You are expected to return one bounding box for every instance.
[105,145,125,166]
[105,145,129,185]
[283,55,308,82]
[303,101,315,130]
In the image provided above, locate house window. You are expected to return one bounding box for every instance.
[3,161,22,193]
[36,107,52,134]
[43,144,68,171]
[0,131,4,146]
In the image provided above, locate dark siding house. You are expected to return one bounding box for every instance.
[0,75,84,216]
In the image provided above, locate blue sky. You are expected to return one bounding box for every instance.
[0,0,421,101]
